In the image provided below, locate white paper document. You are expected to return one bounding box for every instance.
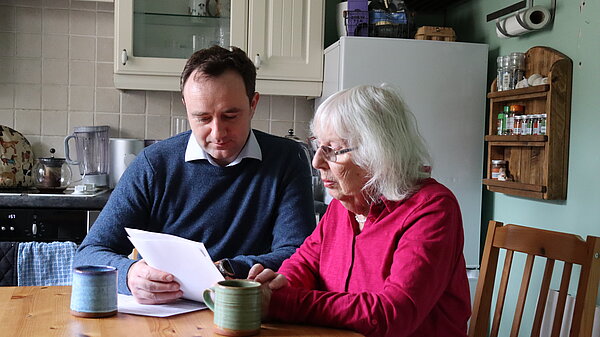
[118,294,207,317]
[125,228,224,303]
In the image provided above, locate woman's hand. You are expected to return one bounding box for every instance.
[247,263,288,290]
[127,259,182,304]
[247,264,289,319]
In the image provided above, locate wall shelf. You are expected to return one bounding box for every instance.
[483,46,572,200]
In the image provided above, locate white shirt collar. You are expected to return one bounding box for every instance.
[184,130,262,167]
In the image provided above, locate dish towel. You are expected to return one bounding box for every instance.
[0,242,18,286]
[17,241,77,286]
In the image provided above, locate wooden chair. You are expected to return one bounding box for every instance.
[469,220,600,337]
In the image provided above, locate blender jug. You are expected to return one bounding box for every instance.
[64,126,110,187]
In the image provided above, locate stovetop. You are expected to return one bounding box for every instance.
[0,188,110,198]
[0,188,111,210]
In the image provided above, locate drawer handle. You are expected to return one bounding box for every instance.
[121,49,129,65]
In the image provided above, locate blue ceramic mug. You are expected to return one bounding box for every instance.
[70,265,118,318]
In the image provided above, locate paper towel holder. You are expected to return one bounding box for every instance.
[486,0,555,38]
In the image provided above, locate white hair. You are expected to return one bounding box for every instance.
[311,85,431,201]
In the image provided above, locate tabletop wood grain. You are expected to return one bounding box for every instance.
[0,286,363,337]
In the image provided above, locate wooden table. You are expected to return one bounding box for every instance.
[0,286,362,337]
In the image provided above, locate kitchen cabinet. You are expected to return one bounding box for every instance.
[482,46,572,200]
[114,0,324,96]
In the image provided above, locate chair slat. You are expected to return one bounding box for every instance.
[510,254,535,337]
[490,250,514,337]
[493,225,588,264]
[551,262,573,337]
[531,259,555,337]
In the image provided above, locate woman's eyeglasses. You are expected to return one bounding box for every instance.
[309,137,355,162]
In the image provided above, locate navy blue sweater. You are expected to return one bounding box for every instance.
[74,130,315,294]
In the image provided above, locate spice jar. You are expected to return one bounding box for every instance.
[491,160,508,181]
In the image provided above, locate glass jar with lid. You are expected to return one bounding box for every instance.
[33,148,72,193]
[509,52,526,90]
[491,160,508,181]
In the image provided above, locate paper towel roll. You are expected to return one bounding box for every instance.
[496,6,551,38]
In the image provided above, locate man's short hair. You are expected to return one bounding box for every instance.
[180,46,257,102]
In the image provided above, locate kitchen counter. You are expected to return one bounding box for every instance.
[0,189,111,210]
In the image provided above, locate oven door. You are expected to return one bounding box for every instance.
[0,209,97,243]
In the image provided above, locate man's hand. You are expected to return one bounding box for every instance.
[127,259,183,304]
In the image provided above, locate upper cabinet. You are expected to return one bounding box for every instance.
[114,0,324,96]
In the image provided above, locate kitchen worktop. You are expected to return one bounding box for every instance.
[0,189,111,209]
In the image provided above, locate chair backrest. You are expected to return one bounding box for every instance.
[469,220,600,337]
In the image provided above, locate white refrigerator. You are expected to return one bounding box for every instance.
[316,36,488,299]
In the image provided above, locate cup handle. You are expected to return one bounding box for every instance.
[202,287,215,312]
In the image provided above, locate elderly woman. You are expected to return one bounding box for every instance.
[248,85,471,337]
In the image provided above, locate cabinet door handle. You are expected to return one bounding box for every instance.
[254,54,261,69]
[121,49,129,65]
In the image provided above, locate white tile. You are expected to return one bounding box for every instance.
[0,32,15,56]
[68,86,93,111]
[294,97,314,122]
[251,119,269,133]
[70,10,95,36]
[146,115,170,140]
[171,92,186,116]
[0,6,16,32]
[68,111,93,130]
[0,57,15,83]
[69,60,94,86]
[16,0,42,7]
[94,112,119,137]
[97,2,113,12]
[27,135,45,160]
[0,32,17,57]
[146,91,171,116]
[14,109,40,134]
[15,58,42,84]
[293,121,311,141]
[95,87,118,112]
[16,7,41,33]
[270,120,294,138]
[42,8,68,34]
[69,36,95,61]
[96,11,112,37]
[39,135,66,157]
[70,0,95,10]
[97,36,112,62]
[16,33,41,57]
[42,34,68,59]
[121,90,145,114]
[95,62,113,88]
[41,84,67,110]
[42,58,68,84]
[0,109,14,127]
[0,84,14,108]
[15,84,41,109]
[120,114,145,139]
[254,94,270,120]
[43,0,69,9]
[270,95,294,121]
[41,110,67,135]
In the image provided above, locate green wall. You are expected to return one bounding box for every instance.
[446,0,600,335]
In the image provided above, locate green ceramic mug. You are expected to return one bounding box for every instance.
[203,279,262,336]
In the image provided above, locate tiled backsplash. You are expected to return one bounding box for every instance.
[0,0,314,159]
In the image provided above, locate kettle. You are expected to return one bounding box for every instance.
[285,129,324,201]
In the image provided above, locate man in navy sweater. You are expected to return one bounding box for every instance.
[74,46,315,304]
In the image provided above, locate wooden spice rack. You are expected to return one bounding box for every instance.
[482,46,572,200]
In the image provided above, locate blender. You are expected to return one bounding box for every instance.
[64,126,110,189]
